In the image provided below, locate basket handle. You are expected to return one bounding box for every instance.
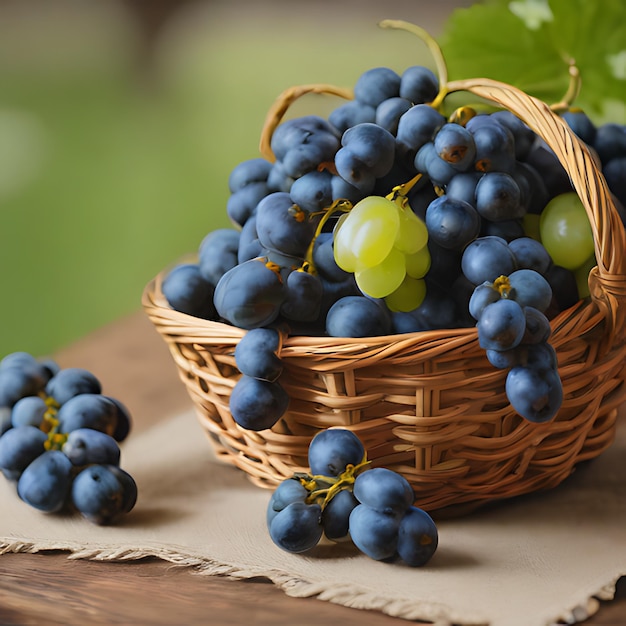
[446,77,626,340]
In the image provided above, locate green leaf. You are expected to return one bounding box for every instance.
[438,0,626,123]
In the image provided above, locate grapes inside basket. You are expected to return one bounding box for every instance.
[143,20,626,516]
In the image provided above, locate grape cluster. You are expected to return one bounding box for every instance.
[159,22,625,430]
[267,428,438,567]
[0,351,137,525]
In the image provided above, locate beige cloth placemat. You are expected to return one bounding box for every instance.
[1,409,625,626]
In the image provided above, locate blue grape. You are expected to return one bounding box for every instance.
[562,110,597,145]
[521,307,552,344]
[411,283,459,330]
[198,229,241,285]
[477,298,526,351]
[45,367,101,406]
[0,366,47,408]
[11,395,48,428]
[229,375,289,431]
[328,100,376,134]
[524,142,572,199]
[486,346,524,370]
[281,269,323,322]
[234,328,282,382]
[62,428,121,466]
[434,123,476,170]
[0,425,47,481]
[592,123,626,166]
[375,97,412,135]
[267,160,295,193]
[270,115,340,179]
[445,171,482,205]
[71,464,137,524]
[237,215,264,264]
[108,396,132,442]
[308,428,365,477]
[603,157,626,208]
[425,195,481,250]
[396,104,446,166]
[544,264,579,312]
[399,65,439,104]
[289,170,333,213]
[214,257,285,330]
[481,219,525,242]
[508,269,552,312]
[57,393,119,436]
[512,161,550,215]
[474,172,524,221]
[469,282,501,321]
[269,501,323,553]
[325,296,391,338]
[490,110,536,160]
[396,506,438,567]
[161,263,216,320]
[414,142,457,186]
[267,478,308,526]
[312,231,351,283]
[226,181,270,228]
[352,467,414,515]
[461,236,517,285]
[17,450,73,513]
[255,192,318,258]
[322,488,359,542]
[353,67,401,107]
[505,364,562,423]
[507,237,552,274]
[467,115,516,174]
[228,157,272,193]
[349,504,401,561]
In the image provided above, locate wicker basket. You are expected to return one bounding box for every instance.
[142,77,626,514]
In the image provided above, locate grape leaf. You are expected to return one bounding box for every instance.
[438,0,626,123]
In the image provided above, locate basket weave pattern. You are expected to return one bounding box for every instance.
[143,78,626,513]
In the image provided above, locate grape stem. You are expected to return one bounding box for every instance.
[549,62,581,113]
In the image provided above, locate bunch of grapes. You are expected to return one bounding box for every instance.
[159,21,626,431]
[0,351,137,525]
[267,428,438,567]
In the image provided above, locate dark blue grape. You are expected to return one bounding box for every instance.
[198,229,241,285]
[45,367,101,406]
[308,428,365,477]
[57,393,119,436]
[353,467,414,515]
[477,298,526,351]
[396,506,438,567]
[506,364,562,423]
[434,123,476,170]
[354,67,401,107]
[592,123,626,166]
[481,218,525,242]
[0,425,47,481]
[62,428,121,466]
[269,501,323,553]
[289,170,333,213]
[490,110,536,160]
[234,328,282,382]
[237,215,263,264]
[524,142,572,198]
[512,161,550,215]
[467,115,516,174]
[0,366,47,408]
[461,236,517,285]
[267,160,295,193]
[396,104,446,166]
[281,269,323,322]
[107,396,132,442]
[226,181,270,228]
[445,171,482,205]
[562,110,597,145]
[322,488,359,542]
[425,195,481,250]
[11,395,48,428]
[214,257,285,329]
[411,283,460,330]
[267,478,308,526]
[544,265,579,312]
[507,237,552,274]
[508,269,552,312]
[475,172,524,221]
[312,231,351,283]
[521,307,551,344]
[325,296,391,338]
[328,100,376,134]
[468,282,500,321]
[229,375,289,431]
[349,504,401,561]
[17,450,73,513]
[375,97,412,135]
[161,263,217,320]
[415,142,458,186]
[400,66,439,104]
[228,157,272,193]
[71,464,137,524]
[486,346,524,370]
[603,157,626,208]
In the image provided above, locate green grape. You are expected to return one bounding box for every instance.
[334,196,400,270]
[355,247,406,298]
[333,213,359,273]
[539,192,594,270]
[574,253,596,299]
[385,275,427,312]
[522,213,541,242]
[404,246,431,279]
[394,206,428,255]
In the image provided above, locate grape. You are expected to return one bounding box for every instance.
[481,219,525,242]
[270,115,340,179]
[505,365,562,423]
[410,282,459,330]
[603,157,626,208]
[375,97,412,135]
[311,231,351,283]
[45,367,101,406]
[468,282,500,320]
[434,123,476,170]
[108,396,132,443]
[445,171,482,205]
[415,142,458,186]
[404,246,431,279]
[348,504,401,561]
[467,114,516,174]
[461,236,517,285]
[474,172,524,221]
[234,328,282,382]
[513,161,550,215]
[524,142,573,198]
[325,296,391,338]
[490,110,535,160]
[399,65,439,104]
[267,478,308,526]
[508,269,552,312]
[198,229,241,285]
[269,501,323,553]
[544,264,580,311]
[228,157,272,193]
[333,196,400,271]
[17,450,73,513]
[214,257,285,329]
[328,100,376,134]
[385,275,427,313]
[396,104,446,166]
[322,488,359,542]
[267,160,295,193]
[161,263,217,320]
[71,464,137,524]
[354,247,406,298]
[486,347,524,370]
[0,425,47,481]
[281,269,323,322]
[424,194,481,250]
[0,366,47,408]
[507,236,552,274]
[229,375,289,431]
[353,67,401,107]
[476,298,527,351]
[57,393,119,436]
[11,395,48,428]
[521,306,552,344]
[539,192,594,270]
[226,181,270,228]
[0,407,11,436]
[308,428,365,477]
[62,428,121,467]
[352,467,414,515]
[396,506,438,567]
[289,170,333,213]
[237,215,264,265]
[562,110,597,145]
[592,122,626,165]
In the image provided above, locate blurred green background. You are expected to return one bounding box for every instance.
[0,0,471,357]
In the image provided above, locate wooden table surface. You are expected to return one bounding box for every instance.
[1,310,624,626]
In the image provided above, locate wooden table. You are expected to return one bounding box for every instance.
[1,311,624,625]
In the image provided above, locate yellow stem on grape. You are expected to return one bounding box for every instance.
[549,62,581,113]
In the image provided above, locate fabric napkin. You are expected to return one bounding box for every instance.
[1,407,625,626]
